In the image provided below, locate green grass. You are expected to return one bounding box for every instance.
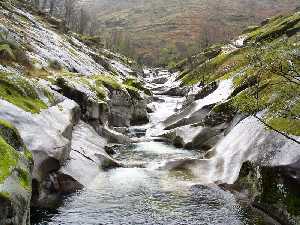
[181,47,250,86]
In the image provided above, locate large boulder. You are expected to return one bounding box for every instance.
[108,89,133,127]
[55,77,109,126]
[108,89,149,127]
[231,161,300,225]
[0,98,81,207]
[160,123,225,150]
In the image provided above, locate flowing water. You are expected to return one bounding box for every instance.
[31,71,270,225]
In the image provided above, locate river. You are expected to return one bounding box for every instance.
[31,70,270,225]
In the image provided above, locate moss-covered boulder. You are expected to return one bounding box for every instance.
[0,120,33,225]
[0,72,48,114]
[55,74,150,128]
[233,161,300,225]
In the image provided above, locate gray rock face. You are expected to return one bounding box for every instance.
[160,124,225,150]
[61,121,120,186]
[108,89,133,127]
[163,79,233,129]
[163,116,300,185]
[55,77,109,126]
[151,76,168,84]
[161,86,190,97]
[108,89,149,127]
[97,125,132,144]
[231,161,300,225]
[131,98,149,125]
[0,0,149,221]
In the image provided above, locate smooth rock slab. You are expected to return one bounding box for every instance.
[61,121,120,186]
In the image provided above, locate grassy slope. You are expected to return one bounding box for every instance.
[93,0,299,65]
[178,11,300,136]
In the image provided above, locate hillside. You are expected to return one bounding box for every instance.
[91,0,300,65]
[162,10,300,224]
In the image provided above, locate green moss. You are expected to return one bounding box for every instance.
[181,47,250,86]
[212,99,235,114]
[267,117,300,136]
[232,87,271,115]
[0,136,19,184]
[79,76,108,101]
[0,191,11,200]
[15,167,31,190]
[123,77,151,96]
[92,86,105,101]
[246,12,300,42]
[23,148,33,162]
[0,72,47,113]
[242,25,260,34]
[94,74,123,90]
[0,119,24,151]
[0,120,31,190]
[0,44,15,60]
[122,84,141,99]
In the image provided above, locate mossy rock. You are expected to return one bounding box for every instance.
[0,120,32,225]
[0,72,47,113]
[246,12,300,42]
[0,119,25,151]
[254,166,300,225]
[123,77,152,96]
[0,135,19,184]
[94,74,123,90]
[0,120,32,185]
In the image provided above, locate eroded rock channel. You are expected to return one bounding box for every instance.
[1,2,300,225]
[31,70,281,225]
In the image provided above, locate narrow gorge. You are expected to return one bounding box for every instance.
[0,1,299,225]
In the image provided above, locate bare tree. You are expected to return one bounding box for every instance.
[78,8,90,34]
[64,0,77,27]
[49,0,57,16]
